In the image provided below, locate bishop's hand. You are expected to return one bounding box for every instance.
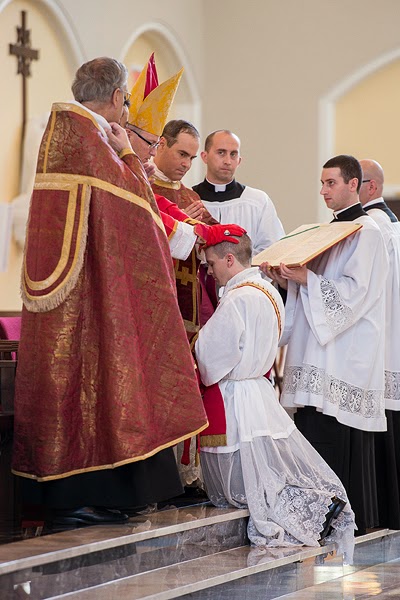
[185,200,205,221]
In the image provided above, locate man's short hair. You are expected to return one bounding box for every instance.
[210,233,252,267]
[161,120,199,147]
[323,155,363,193]
[72,57,128,104]
[204,129,239,152]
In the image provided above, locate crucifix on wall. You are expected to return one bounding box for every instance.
[9,10,39,167]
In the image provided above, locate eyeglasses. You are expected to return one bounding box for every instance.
[119,88,131,107]
[128,127,160,150]
[362,179,371,184]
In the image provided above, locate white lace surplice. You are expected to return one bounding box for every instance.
[281,216,389,431]
[195,268,356,563]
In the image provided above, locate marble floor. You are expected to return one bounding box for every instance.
[1,504,400,599]
[182,532,400,600]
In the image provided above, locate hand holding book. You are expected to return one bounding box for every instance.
[253,222,362,268]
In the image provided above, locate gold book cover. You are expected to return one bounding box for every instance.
[252,222,362,267]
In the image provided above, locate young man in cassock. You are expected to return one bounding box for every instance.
[193,130,284,255]
[195,230,356,563]
[263,154,389,535]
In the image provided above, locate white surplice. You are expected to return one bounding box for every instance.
[168,220,197,260]
[195,267,356,561]
[363,201,400,410]
[201,186,284,254]
[281,216,389,431]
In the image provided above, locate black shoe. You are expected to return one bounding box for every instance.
[183,486,208,500]
[51,506,129,529]
[319,497,347,543]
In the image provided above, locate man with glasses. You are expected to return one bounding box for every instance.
[126,56,220,492]
[359,159,400,530]
[126,54,217,345]
[359,159,397,223]
[13,57,208,529]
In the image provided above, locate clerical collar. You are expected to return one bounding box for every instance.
[363,197,384,209]
[192,179,245,202]
[363,197,398,222]
[205,178,234,192]
[70,100,111,139]
[332,202,368,221]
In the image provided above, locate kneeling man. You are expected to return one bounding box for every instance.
[195,231,356,562]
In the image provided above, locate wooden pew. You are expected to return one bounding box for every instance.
[0,340,19,535]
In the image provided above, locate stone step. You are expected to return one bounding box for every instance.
[0,504,249,598]
[1,503,397,600]
[181,529,400,600]
[0,504,249,576]
[42,530,398,600]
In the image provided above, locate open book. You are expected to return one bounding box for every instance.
[252,222,363,268]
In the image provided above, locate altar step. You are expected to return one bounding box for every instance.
[0,503,398,599]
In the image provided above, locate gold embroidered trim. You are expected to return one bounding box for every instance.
[119,148,134,159]
[21,184,91,312]
[12,421,209,482]
[24,183,80,290]
[183,319,200,333]
[34,173,164,232]
[168,218,179,240]
[184,218,201,226]
[190,331,199,351]
[153,178,181,190]
[52,102,103,132]
[200,434,227,448]
[232,282,282,337]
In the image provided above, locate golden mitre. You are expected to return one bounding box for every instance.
[128,53,183,136]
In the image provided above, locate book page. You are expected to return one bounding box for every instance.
[252,222,362,267]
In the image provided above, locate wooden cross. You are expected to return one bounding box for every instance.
[9,10,39,164]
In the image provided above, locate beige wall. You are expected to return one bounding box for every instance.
[0,0,75,311]
[335,59,400,191]
[201,0,400,230]
[0,0,206,310]
[2,0,400,309]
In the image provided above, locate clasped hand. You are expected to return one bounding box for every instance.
[107,122,132,154]
[259,262,308,288]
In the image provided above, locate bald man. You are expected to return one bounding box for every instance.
[193,130,284,255]
[359,159,397,223]
[359,159,400,530]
